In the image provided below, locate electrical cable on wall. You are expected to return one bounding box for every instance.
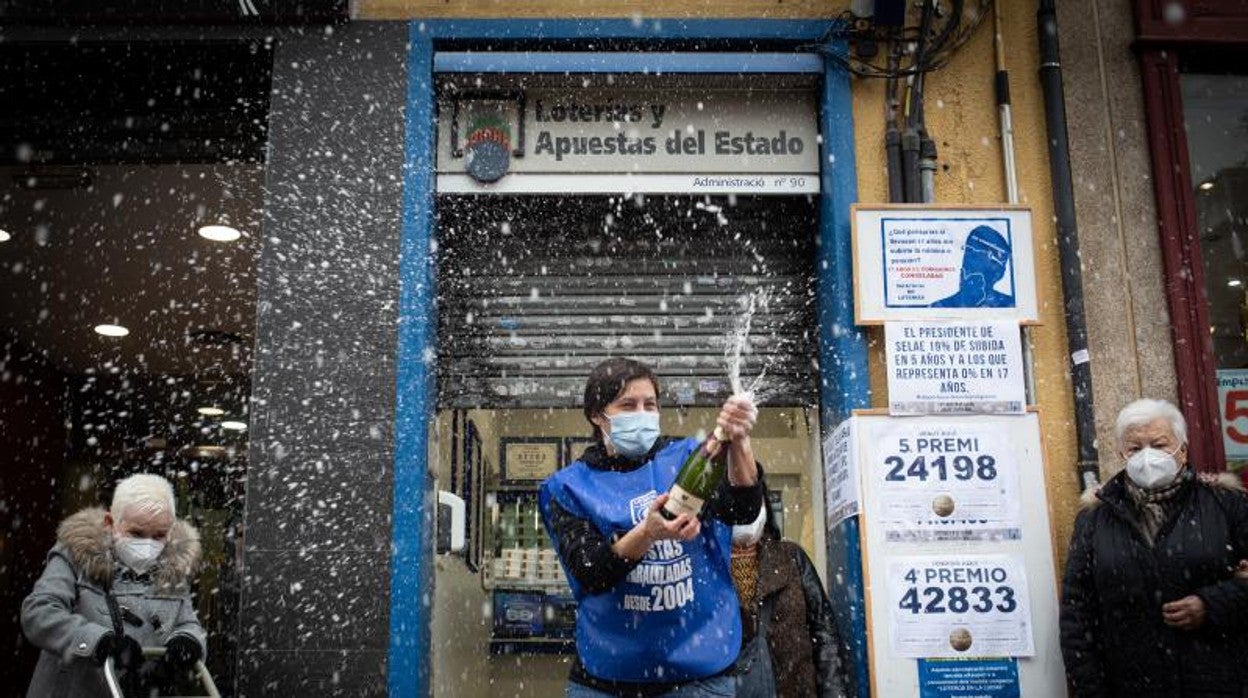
[815,0,990,78]
[830,1,1101,489]
[885,28,905,203]
[902,1,936,203]
[812,1,990,203]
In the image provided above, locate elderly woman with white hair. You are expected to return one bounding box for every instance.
[22,473,207,697]
[1060,398,1248,697]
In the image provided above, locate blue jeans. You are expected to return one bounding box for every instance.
[566,674,735,698]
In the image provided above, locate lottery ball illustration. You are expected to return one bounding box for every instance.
[949,627,973,652]
[932,494,956,517]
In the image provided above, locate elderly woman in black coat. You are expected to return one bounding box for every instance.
[1060,398,1248,697]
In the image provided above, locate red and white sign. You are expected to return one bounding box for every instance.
[1216,369,1248,461]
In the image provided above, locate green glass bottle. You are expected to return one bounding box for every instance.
[660,426,729,520]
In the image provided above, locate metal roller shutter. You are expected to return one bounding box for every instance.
[436,194,819,408]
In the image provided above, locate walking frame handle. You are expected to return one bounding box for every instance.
[104,647,220,698]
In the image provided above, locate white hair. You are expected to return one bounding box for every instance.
[1115,398,1187,445]
[110,473,176,523]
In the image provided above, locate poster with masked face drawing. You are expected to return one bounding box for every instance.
[853,206,1038,324]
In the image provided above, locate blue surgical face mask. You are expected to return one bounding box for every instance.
[605,411,660,457]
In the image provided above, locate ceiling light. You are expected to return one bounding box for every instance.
[1200,181,1215,191]
[198,225,241,242]
[94,324,130,337]
[184,444,228,459]
[220,420,248,431]
[1229,279,1243,288]
[0,229,10,242]
[188,328,245,346]
[197,406,226,416]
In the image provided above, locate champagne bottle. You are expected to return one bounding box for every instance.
[660,426,728,520]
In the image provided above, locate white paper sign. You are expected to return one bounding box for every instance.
[823,418,859,528]
[887,554,1034,658]
[885,320,1026,415]
[854,206,1037,323]
[866,421,1022,542]
[857,413,1065,696]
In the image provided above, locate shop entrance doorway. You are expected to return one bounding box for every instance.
[428,194,826,696]
[0,39,270,696]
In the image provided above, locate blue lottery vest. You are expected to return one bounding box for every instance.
[538,438,742,683]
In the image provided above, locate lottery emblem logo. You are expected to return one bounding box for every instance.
[464,116,511,183]
[630,491,659,525]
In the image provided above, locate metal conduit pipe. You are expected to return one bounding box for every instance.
[919,137,938,202]
[994,0,1039,406]
[1038,0,1101,490]
[886,26,906,204]
[901,125,922,203]
[886,126,905,202]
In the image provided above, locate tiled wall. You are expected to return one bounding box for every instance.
[239,22,408,696]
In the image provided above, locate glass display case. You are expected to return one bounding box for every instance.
[481,489,574,653]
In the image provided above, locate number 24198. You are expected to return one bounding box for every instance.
[884,454,997,482]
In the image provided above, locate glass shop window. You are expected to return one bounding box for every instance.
[1184,64,1248,470]
[0,40,271,696]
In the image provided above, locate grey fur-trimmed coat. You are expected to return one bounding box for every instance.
[22,507,207,698]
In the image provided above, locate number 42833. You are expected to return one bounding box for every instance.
[897,583,1017,615]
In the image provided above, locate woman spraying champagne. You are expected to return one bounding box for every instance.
[540,358,762,698]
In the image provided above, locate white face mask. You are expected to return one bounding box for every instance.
[1125,446,1182,490]
[114,537,165,574]
[732,505,768,547]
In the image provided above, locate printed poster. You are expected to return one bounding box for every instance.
[887,554,1034,658]
[886,320,1026,415]
[823,418,859,528]
[864,420,1022,542]
[1216,369,1248,461]
[854,206,1037,323]
[917,658,1021,698]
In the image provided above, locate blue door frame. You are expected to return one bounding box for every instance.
[392,18,870,697]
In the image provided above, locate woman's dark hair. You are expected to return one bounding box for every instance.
[758,474,783,543]
[583,357,660,442]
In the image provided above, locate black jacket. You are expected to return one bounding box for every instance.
[750,538,851,698]
[1060,471,1248,697]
